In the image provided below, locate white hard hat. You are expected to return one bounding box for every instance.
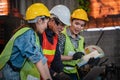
[50,5,71,26]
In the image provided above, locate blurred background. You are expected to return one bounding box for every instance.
[0,0,120,79]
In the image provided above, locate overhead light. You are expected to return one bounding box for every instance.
[85,26,120,31]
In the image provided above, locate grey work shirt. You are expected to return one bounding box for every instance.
[59,27,81,54]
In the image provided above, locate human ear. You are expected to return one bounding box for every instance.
[37,18,42,24]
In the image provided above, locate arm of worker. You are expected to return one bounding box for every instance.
[14,30,52,80]
[36,60,52,80]
[58,33,73,61]
[50,55,69,80]
[61,52,84,60]
[61,55,73,60]
[50,44,64,78]
[49,67,72,80]
[50,44,71,80]
[25,30,52,80]
[29,45,52,80]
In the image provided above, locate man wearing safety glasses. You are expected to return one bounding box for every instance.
[38,5,72,80]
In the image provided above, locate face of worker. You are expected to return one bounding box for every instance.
[37,17,49,33]
[48,18,58,34]
[70,19,86,35]
[57,22,65,34]
[48,17,65,35]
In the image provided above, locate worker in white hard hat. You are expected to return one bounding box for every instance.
[50,4,71,35]
[38,4,72,80]
[59,8,89,80]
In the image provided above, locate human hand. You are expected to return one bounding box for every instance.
[88,57,100,66]
[73,52,84,60]
[54,72,72,80]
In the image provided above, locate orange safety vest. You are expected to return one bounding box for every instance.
[42,32,58,67]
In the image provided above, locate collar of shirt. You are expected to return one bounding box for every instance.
[66,27,81,41]
[45,28,56,44]
[45,28,55,37]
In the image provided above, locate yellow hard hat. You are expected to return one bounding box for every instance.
[25,3,50,20]
[71,9,89,21]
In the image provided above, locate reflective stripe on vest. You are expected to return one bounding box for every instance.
[42,32,58,67]
[43,49,55,55]
[62,27,84,74]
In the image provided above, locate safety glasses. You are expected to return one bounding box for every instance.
[53,17,65,26]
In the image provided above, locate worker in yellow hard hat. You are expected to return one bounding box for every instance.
[59,8,89,80]
[0,3,52,80]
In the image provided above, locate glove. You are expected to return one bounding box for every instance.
[87,57,95,64]
[73,52,84,60]
[88,57,100,66]
[53,72,72,80]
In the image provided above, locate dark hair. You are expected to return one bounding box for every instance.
[12,22,37,35]
[71,18,87,26]
[13,16,49,35]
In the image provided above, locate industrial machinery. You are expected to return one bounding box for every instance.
[77,45,120,80]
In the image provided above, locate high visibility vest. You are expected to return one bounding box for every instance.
[0,27,40,80]
[42,32,58,67]
[62,27,84,74]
